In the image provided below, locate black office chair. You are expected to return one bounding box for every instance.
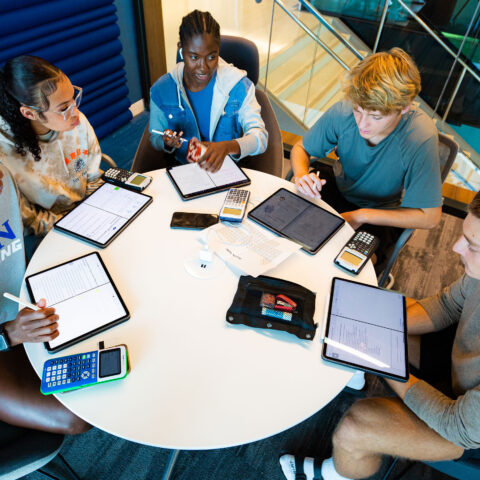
[0,421,79,480]
[131,35,284,176]
[377,132,459,287]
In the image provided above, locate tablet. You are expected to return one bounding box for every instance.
[322,277,408,382]
[26,252,130,353]
[54,182,152,248]
[247,188,345,254]
[166,156,250,200]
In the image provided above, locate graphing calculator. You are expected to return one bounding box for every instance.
[40,345,129,395]
[102,167,152,191]
[219,188,250,222]
[334,231,379,274]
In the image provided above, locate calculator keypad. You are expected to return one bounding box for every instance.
[348,231,376,255]
[42,351,98,394]
[104,168,132,183]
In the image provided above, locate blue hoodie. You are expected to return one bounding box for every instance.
[149,58,268,163]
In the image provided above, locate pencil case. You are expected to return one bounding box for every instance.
[226,275,317,340]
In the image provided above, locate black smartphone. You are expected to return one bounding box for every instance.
[170,212,219,230]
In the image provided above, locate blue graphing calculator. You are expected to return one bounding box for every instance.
[41,345,128,395]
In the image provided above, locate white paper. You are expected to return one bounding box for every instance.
[200,222,300,277]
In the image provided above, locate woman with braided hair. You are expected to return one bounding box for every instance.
[0,55,102,237]
[150,9,267,173]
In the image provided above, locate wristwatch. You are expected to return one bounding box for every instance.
[0,323,11,351]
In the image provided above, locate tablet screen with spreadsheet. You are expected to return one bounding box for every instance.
[322,277,408,382]
[26,252,129,353]
[54,182,152,248]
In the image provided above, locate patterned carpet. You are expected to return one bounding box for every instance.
[23,115,463,480]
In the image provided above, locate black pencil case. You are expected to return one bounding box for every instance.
[226,275,317,340]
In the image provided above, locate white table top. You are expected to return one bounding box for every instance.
[24,169,376,449]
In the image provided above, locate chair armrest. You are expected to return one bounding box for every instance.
[101,154,117,168]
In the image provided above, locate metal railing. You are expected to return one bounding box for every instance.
[376,0,480,121]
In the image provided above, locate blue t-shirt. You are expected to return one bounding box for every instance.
[185,72,217,142]
[303,100,442,209]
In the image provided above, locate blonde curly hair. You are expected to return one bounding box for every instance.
[343,48,421,114]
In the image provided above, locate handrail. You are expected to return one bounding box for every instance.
[297,0,364,60]
[396,0,480,84]
[373,0,391,53]
[273,0,351,71]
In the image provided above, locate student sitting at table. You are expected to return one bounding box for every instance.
[290,48,442,274]
[280,190,480,480]
[149,9,268,173]
[0,55,103,238]
[0,163,90,434]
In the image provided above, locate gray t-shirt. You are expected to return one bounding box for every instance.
[0,164,25,323]
[404,275,480,449]
[303,100,442,209]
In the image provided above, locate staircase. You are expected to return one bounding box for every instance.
[258,0,480,195]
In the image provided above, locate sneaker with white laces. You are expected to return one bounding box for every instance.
[279,454,323,480]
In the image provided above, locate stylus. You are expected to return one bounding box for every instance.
[3,293,40,311]
[324,337,389,369]
[151,129,187,144]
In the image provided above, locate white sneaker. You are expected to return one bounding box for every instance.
[279,454,321,480]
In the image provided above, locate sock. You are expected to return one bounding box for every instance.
[346,370,365,390]
[321,457,352,480]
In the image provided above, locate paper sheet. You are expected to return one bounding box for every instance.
[199,222,300,277]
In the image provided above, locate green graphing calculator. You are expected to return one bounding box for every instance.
[40,345,129,395]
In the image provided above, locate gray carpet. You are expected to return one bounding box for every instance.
[23,117,464,480]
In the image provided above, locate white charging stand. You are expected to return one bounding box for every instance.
[184,246,224,279]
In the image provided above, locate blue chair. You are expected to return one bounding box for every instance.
[0,420,79,480]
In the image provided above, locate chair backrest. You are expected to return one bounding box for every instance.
[0,421,64,479]
[131,122,176,173]
[176,35,259,85]
[438,132,459,183]
[238,89,284,177]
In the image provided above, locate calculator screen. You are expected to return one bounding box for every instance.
[99,348,121,377]
[130,175,146,186]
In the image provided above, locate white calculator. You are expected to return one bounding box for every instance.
[219,188,250,222]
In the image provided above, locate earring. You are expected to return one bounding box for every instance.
[179,47,183,60]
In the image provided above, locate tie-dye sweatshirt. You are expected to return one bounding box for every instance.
[0,112,102,235]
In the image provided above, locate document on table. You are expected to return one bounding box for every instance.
[26,253,128,350]
[168,156,248,196]
[200,222,301,277]
[55,183,151,246]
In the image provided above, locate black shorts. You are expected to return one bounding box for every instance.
[309,162,402,275]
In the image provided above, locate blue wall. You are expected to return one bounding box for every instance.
[114,0,143,104]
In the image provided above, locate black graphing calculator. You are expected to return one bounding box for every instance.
[334,231,379,274]
[40,345,129,395]
[102,167,152,191]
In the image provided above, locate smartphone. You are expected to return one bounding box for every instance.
[170,212,219,230]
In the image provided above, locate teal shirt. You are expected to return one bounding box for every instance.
[303,100,442,209]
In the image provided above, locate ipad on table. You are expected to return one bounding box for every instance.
[166,155,250,200]
[247,188,345,254]
[322,277,408,382]
[54,182,152,248]
[26,252,130,353]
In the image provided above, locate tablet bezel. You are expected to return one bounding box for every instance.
[25,252,130,353]
[53,183,153,248]
[247,188,345,254]
[166,162,251,200]
[321,277,409,382]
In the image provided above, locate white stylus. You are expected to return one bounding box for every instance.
[151,129,187,144]
[3,292,40,311]
[324,337,389,369]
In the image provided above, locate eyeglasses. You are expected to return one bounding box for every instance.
[24,85,83,121]
[52,86,82,120]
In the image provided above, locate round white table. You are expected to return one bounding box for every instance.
[24,169,376,450]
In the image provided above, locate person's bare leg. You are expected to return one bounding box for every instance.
[0,347,91,435]
[331,397,463,479]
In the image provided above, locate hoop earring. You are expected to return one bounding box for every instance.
[179,47,183,60]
